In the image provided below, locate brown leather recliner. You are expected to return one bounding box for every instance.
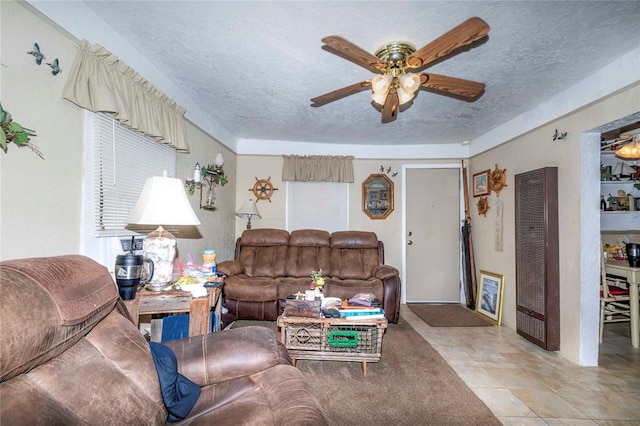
[219,229,401,323]
[0,255,327,425]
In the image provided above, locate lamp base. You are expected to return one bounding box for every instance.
[143,225,176,288]
[144,282,172,292]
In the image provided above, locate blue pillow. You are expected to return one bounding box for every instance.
[149,342,201,422]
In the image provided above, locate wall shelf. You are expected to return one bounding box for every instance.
[600,150,639,231]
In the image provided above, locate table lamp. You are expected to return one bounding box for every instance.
[235,199,261,229]
[127,173,201,290]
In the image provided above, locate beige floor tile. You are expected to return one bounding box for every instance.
[542,419,599,425]
[473,387,538,417]
[498,417,548,425]
[557,391,640,421]
[510,388,590,419]
[451,365,503,388]
[400,305,640,424]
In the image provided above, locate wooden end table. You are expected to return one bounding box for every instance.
[123,285,222,337]
[276,315,387,376]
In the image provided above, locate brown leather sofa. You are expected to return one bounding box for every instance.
[0,255,327,425]
[218,229,401,323]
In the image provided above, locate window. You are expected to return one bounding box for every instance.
[83,111,176,266]
[286,181,349,232]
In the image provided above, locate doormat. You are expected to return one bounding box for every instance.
[407,303,494,327]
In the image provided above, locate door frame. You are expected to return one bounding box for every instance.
[401,163,465,304]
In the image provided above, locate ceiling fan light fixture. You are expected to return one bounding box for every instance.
[313,18,490,123]
[397,86,414,105]
[371,91,387,106]
[371,74,392,94]
[399,73,421,94]
[615,140,640,160]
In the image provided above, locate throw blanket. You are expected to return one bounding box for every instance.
[149,342,201,422]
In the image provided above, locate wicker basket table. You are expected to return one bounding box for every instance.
[276,315,387,375]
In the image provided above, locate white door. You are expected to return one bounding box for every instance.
[404,166,462,302]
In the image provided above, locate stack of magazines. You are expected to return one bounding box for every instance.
[338,293,385,319]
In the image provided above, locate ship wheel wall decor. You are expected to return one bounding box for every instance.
[250,177,278,202]
[476,196,489,216]
[489,164,507,196]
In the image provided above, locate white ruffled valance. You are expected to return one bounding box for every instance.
[282,155,354,182]
[62,40,188,152]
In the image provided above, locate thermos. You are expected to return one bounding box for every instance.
[627,243,640,267]
[115,254,154,300]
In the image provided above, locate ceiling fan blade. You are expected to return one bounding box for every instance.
[406,17,490,70]
[322,35,386,73]
[311,81,372,107]
[420,73,485,99]
[381,87,399,123]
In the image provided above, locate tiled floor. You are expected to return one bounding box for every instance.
[401,305,640,425]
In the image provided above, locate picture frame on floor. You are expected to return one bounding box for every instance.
[476,270,504,325]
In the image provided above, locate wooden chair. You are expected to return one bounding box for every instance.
[600,254,631,343]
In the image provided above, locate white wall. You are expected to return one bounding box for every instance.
[0,2,236,264]
[1,1,83,259]
[469,84,640,364]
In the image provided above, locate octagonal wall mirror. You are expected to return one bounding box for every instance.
[362,174,394,219]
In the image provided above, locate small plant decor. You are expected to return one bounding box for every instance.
[310,269,325,290]
[0,103,42,159]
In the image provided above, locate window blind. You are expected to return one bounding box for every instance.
[88,112,177,236]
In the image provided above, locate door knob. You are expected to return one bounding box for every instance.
[408,240,413,245]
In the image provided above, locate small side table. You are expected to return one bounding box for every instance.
[123,285,222,337]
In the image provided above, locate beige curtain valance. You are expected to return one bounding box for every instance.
[282,155,354,183]
[62,40,188,152]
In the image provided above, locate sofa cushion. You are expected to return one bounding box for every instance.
[237,229,289,278]
[241,228,289,246]
[324,278,384,302]
[329,232,380,280]
[224,276,279,301]
[0,310,167,425]
[165,326,284,385]
[278,277,318,299]
[330,231,378,249]
[286,230,331,278]
[0,255,119,382]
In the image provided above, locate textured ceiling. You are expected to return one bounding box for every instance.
[58,2,640,146]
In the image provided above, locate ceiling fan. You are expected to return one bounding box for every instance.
[310,17,490,123]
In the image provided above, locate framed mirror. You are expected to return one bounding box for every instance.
[362,174,394,219]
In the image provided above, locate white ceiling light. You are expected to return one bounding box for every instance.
[614,133,640,160]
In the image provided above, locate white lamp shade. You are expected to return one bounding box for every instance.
[215,151,225,167]
[235,199,262,219]
[128,176,201,226]
[371,74,391,94]
[371,92,388,106]
[397,86,414,105]
[399,73,421,94]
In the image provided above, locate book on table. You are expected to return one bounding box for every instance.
[338,308,385,319]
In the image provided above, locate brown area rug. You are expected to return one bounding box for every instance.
[407,303,494,327]
[232,318,500,425]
